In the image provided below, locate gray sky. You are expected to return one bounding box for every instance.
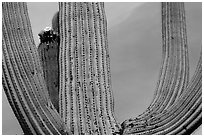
[2,2,202,135]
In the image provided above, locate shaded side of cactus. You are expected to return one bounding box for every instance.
[37,27,60,112]
[2,2,65,135]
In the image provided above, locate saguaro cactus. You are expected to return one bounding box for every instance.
[2,2,201,135]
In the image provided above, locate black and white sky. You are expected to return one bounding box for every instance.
[2,2,202,135]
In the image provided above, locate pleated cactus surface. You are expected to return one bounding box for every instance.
[2,2,65,135]
[2,2,202,135]
[58,2,120,134]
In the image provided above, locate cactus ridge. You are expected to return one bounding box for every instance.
[58,2,120,134]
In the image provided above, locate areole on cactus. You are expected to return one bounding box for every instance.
[2,2,201,135]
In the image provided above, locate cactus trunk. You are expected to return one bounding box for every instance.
[58,2,120,134]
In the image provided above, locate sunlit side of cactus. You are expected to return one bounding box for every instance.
[58,2,120,134]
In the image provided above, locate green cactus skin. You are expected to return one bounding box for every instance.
[2,2,201,135]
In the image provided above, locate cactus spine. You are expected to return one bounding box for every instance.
[2,2,201,135]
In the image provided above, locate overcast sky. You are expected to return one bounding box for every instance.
[2,2,202,135]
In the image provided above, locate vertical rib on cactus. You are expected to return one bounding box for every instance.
[58,2,120,135]
[2,2,65,134]
[37,27,60,112]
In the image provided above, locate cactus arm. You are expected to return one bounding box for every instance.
[160,54,201,135]
[122,52,201,135]
[123,2,190,120]
[2,55,36,135]
[2,2,65,135]
[137,2,189,119]
[155,53,201,135]
[37,28,60,112]
[121,2,201,135]
[148,2,189,113]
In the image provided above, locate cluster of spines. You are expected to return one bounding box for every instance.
[58,2,121,135]
[121,2,201,135]
[2,2,65,135]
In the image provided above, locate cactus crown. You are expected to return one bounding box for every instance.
[38,27,58,43]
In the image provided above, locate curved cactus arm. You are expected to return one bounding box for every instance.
[135,2,189,120]
[122,52,201,135]
[2,56,36,135]
[121,3,201,135]
[2,2,65,135]
[122,2,190,125]
[152,2,189,108]
[160,53,201,135]
[152,53,201,135]
[58,2,121,135]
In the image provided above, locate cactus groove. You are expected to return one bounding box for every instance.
[2,2,201,135]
